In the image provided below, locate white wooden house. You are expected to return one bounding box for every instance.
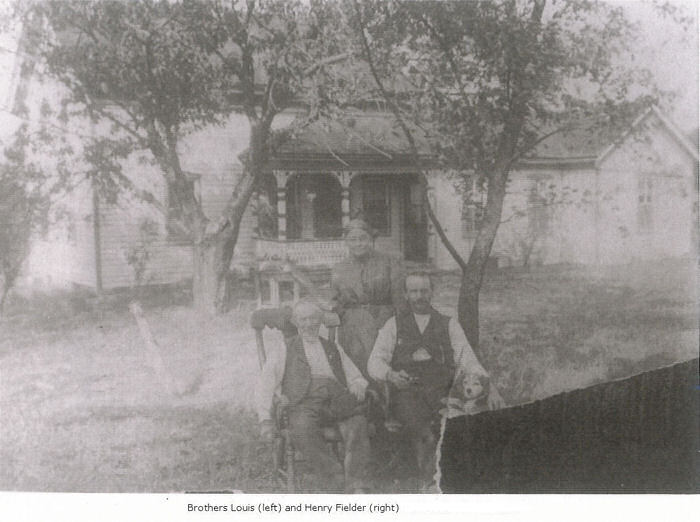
[3,30,696,300]
[20,105,696,304]
[431,106,699,271]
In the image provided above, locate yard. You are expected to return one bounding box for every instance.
[0,259,697,492]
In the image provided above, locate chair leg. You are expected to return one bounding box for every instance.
[272,436,283,485]
[284,430,295,493]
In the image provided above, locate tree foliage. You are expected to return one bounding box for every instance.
[23,0,350,311]
[0,127,48,311]
[346,0,672,351]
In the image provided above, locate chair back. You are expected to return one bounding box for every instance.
[250,307,340,369]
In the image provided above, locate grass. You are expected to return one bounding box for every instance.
[0,258,697,492]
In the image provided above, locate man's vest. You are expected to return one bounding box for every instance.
[392,307,455,375]
[281,335,347,405]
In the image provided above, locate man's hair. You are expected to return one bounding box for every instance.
[291,298,323,320]
[403,271,433,291]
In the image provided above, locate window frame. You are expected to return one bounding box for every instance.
[165,176,199,244]
[461,178,486,239]
[637,176,654,235]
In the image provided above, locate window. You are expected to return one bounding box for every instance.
[167,179,196,242]
[462,205,483,238]
[362,177,390,235]
[66,213,77,247]
[525,177,552,235]
[462,178,485,239]
[528,203,550,235]
[637,176,653,234]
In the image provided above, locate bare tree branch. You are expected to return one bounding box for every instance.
[353,0,468,271]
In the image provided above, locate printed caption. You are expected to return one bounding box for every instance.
[187,502,399,514]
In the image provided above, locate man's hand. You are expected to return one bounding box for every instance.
[260,419,277,442]
[387,369,413,390]
[487,382,505,410]
[350,381,367,402]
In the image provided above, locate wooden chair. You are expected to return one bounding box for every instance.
[250,306,344,492]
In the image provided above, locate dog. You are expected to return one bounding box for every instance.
[440,372,489,418]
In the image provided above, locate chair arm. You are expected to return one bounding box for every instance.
[250,307,294,331]
[366,387,381,407]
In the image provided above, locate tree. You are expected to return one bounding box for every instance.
[347,0,672,356]
[0,127,48,312]
[24,0,349,312]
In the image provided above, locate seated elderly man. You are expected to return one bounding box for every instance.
[368,271,504,491]
[255,299,371,493]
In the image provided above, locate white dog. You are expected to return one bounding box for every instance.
[440,372,489,418]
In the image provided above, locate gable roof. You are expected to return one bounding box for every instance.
[516,106,697,170]
[595,106,699,167]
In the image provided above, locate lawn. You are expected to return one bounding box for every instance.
[0,259,697,492]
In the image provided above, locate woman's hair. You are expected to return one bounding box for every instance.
[343,217,374,238]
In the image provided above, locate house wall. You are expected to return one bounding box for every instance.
[9,38,696,292]
[8,66,101,292]
[428,114,695,271]
[93,113,262,290]
[596,115,696,264]
[492,167,598,267]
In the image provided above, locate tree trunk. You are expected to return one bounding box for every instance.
[190,123,264,314]
[521,234,537,268]
[192,241,222,314]
[457,170,509,357]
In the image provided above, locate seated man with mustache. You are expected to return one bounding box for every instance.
[368,271,504,491]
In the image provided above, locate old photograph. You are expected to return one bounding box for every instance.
[0,0,697,496]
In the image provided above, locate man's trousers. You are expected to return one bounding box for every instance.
[287,377,370,491]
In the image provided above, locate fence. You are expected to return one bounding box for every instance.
[439,358,699,493]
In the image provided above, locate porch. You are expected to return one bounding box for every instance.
[252,169,434,306]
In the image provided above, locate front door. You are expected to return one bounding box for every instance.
[403,181,428,262]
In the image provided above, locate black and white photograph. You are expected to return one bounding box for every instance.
[0,0,697,503]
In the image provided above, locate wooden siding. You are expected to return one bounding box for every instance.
[69,212,97,287]
[440,358,699,493]
[87,168,257,291]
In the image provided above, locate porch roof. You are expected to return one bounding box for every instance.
[268,114,436,170]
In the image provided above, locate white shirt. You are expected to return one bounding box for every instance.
[255,332,368,422]
[302,337,336,379]
[367,313,487,381]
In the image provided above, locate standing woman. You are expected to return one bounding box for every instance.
[331,218,404,377]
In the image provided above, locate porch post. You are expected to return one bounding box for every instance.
[425,171,437,265]
[273,171,288,241]
[337,171,353,229]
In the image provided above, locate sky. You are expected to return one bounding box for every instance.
[613,0,699,131]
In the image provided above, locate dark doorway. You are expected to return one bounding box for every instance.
[403,178,428,262]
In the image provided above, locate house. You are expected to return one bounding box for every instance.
[434,106,699,270]
[23,106,699,306]
[3,30,697,304]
